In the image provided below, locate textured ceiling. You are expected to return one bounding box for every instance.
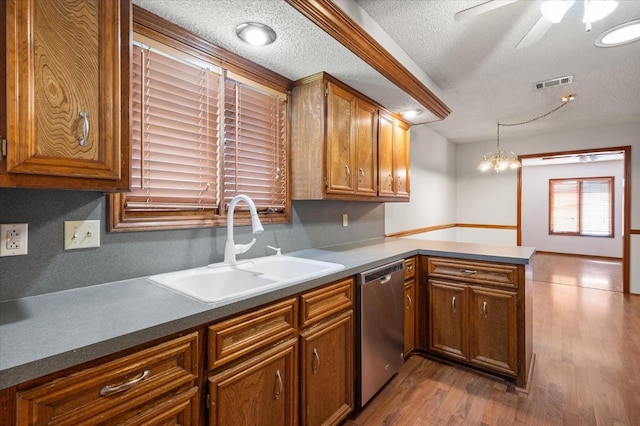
[132,0,640,144]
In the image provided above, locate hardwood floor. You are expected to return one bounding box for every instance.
[531,252,623,293]
[345,258,639,425]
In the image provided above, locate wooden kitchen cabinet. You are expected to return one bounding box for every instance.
[206,298,298,425]
[403,257,417,355]
[16,332,200,425]
[208,339,298,426]
[378,110,410,199]
[299,278,354,426]
[424,257,532,389]
[291,72,409,201]
[1,0,130,191]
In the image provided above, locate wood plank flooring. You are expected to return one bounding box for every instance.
[345,255,640,425]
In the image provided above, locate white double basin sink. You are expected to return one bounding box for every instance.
[149,255,345,305]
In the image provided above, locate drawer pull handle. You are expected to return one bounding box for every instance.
[407,265,413,273]
[345,165,350,181]
[451,296,456,313]
[274,369,283,400]
[406,294,412,308]
[312,348,320,374]
[359,167,365,182]
[461,269,477,275]
[79,111,89,147]
[482,301,488,318]
[100,370,150,396]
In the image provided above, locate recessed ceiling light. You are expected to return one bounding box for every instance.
[401,109,421,119]
[236,22,277,46]
[595,19,640,47]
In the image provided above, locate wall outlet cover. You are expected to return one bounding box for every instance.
[0,223,28,256]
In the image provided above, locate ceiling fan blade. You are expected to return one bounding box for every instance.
[516,15,554,48]
[454,0,519,22]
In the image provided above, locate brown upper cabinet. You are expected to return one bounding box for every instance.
[379,110,410,199]
[291,72,410,202]
[1,0,130,191]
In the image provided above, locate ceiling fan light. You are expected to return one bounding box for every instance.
[583,0,618,24]
[595,20,640,47]
[540,0,575,23]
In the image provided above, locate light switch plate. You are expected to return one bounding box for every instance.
[64,220,100,250]
[0,223,28,256]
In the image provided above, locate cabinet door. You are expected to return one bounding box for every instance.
[208,339,297,426]
[377,112,395,197]
[4,0,129,190]
[393,120,410,197]
[354,98,377,196]
[428,280,468,361]
[326,83,355,195]
[404,279,416,355]
[469,287,518,377]
[300,311,354,426]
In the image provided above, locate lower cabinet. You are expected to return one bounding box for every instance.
[300,311,354,426]
[299,278,354,426]
[208,339,298,426]
[425,256,531,387]
[16,332,200,425]
[403,257,417,356]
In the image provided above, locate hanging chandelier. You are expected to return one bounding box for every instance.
[478,94,575,172]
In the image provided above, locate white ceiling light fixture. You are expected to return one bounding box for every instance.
[583,0,618,26]
[236,22,277,46]
[478,95,576,173]
[401,109,421,119]
[595,19,640,47]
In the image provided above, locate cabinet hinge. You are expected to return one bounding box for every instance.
[325,85,328,97]
[205,392,210,409]
[1,138,6,158]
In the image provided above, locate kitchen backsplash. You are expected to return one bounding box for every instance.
[0,188,384,301]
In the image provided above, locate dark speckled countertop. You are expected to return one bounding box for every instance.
[0,237,535,389]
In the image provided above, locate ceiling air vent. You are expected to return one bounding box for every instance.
[535,75,573,90]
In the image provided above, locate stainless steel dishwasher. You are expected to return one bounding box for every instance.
[357,259,405,407]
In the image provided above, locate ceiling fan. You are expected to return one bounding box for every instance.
[454,0,619,48]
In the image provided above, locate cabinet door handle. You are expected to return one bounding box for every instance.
[482,301,488,318]
[461,269,477,275]
[274,369,283,400]
[397,176,402,187]
[451,296,456,313]
[312,348,320,374]
[79,111,89,147]
[100,369,150,396]
[406,294,412,308]
[359,167,365,182]
[387,174,393,188]
[345,165,350,181]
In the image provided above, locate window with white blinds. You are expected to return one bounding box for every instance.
[110,36,289,231]
[549,177,613,237]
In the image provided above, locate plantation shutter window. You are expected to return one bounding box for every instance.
[549,177,613,237]
[223,77,287,212]
[127,42,221,213]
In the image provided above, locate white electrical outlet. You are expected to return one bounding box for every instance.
[64,220,101,250]
[342,213,349,227]
[0,223,28,257]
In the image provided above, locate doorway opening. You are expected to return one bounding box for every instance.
[517,146,631,293]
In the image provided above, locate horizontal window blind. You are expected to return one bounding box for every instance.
[127,43,221,212]
[223,78,287,211]
[549,177,613,237]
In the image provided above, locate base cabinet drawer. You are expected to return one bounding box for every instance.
[16,332,200,426]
